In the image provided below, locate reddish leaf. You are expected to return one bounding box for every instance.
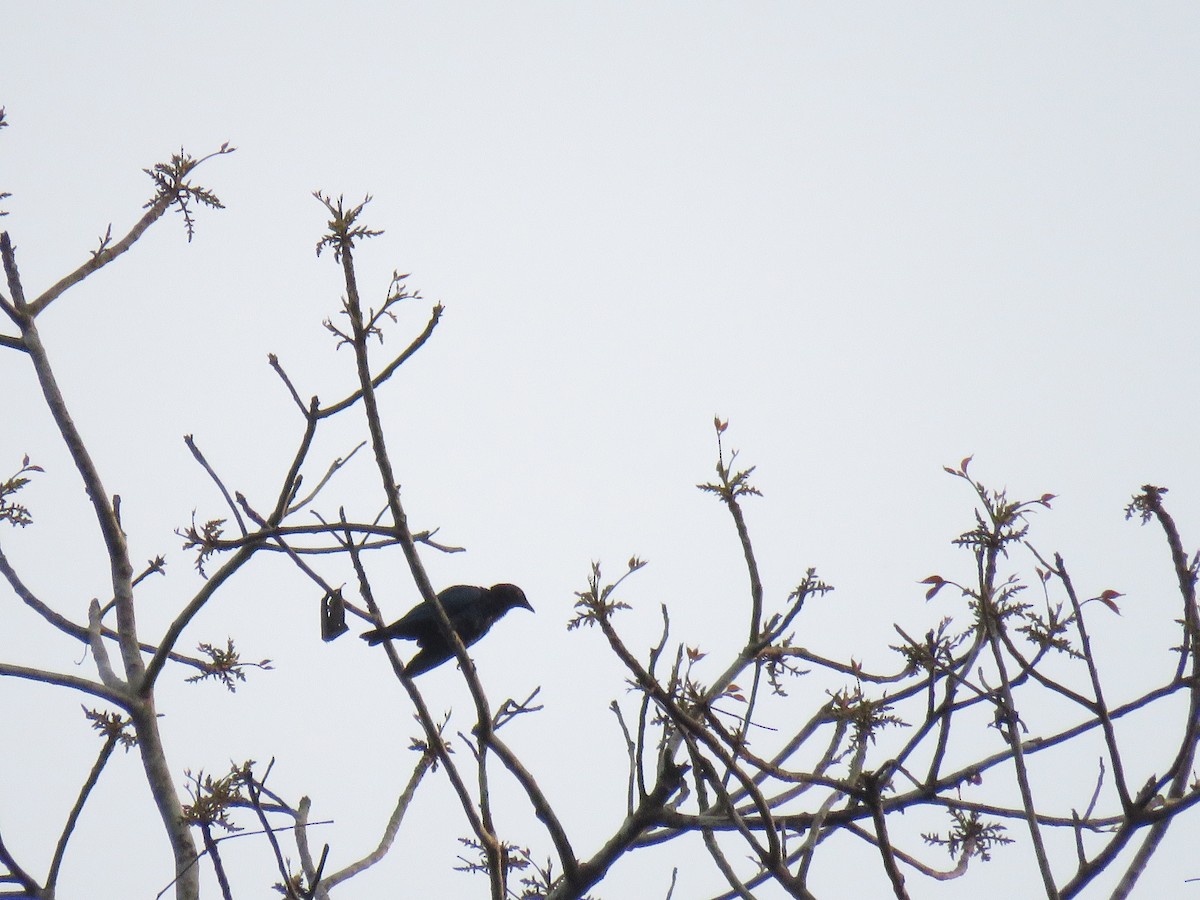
[1038,493,1056,508]
[686,646,705,662]
[920,575,946,601]
[714,417,728,433]
[961,455,973,473]
[1092,589,1123,615]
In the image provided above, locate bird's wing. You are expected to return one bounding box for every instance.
[437,585,486,616]
[386,585,483,640]
[404,645,454,677]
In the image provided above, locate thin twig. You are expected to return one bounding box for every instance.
[245,764,296,898]
[185,435,248,536]
[268,353,310,416]
[46,731,121,890]
[1052,553,1132,811]
[286,442,366,514]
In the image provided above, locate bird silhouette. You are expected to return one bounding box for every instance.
[361,583,532,676]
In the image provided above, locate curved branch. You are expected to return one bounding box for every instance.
[0,826,42,897]
[0,662,132,708]
[0,541,88,639]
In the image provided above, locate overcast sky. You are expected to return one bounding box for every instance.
[3,4,1200,898]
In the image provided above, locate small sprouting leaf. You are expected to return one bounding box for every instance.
[686,646,705,662]
[1094,589,1124,614]
[83,706,137,749]
[714,417,728,434]
[1038,493,1056,508]
[1,457,43,527]
[184,638,273,691]
[943,456,975,478]
[920,575,946,601]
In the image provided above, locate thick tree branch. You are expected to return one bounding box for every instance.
[320,201,509,898]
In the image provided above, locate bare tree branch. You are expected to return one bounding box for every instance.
[26,195,172,316]
[0,662,132,707]
[47,731,123,892]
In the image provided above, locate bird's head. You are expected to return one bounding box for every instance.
[490,583,533,613]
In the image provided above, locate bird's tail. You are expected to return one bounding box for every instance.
[360,628,386,646]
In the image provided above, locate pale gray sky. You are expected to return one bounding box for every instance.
[3,4,1199,898]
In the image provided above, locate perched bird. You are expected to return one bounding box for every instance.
[361,583,533,676]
